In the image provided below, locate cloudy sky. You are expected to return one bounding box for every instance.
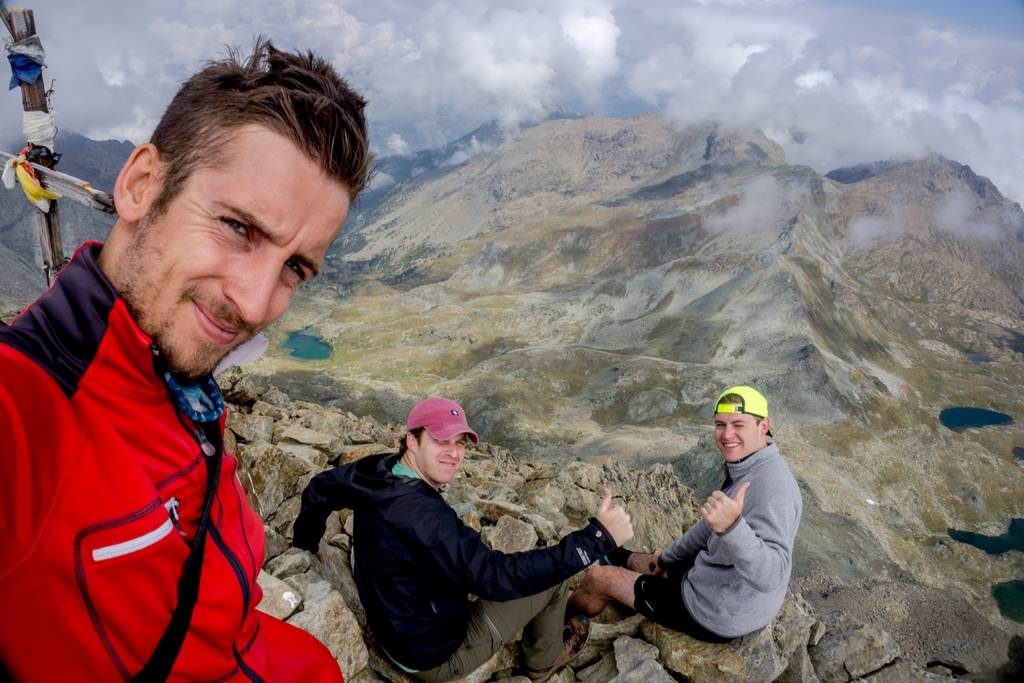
[6,0,1024,201]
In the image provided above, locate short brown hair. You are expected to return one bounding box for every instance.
[149,38,371,214]
[398,428,426,458]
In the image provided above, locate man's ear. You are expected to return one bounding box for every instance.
[113,143,164,223]
[405,432,419,453]
[760,418,772,436]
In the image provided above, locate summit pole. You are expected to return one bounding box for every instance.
[2,4,65,286]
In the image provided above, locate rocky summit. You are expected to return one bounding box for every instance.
[249,114,1024,662]
[218,373,1022,682]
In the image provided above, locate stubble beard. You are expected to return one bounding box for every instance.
[115,213,247,380]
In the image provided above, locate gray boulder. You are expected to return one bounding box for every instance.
[807,610,900,682]
[642,591,817,682]
[483,515,539,553]
[287,588,369,679]
[610,635,676,682]
[256,570,303,620]
[237,442,314,518]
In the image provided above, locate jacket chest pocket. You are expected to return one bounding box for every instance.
[90,499,183,561]
[74,497,190,677]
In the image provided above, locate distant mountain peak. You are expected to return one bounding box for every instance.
[828,155,1007,205]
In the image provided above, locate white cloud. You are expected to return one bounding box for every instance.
[6,0,1022,206]
[847,211,901,247]
[795,68,835,90]
[705,175,784,233]
[368,171,395,191]
[934,189,1001,241]
[691,0,806,4]
[386,134,411,156]
[444,135,498,167]
[85,106,159,144]
[617,1,1024,202]
[560,11,621,91]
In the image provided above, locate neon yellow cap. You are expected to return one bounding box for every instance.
[715,385,769,419]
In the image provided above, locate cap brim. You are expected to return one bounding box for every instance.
[425,425,479,443]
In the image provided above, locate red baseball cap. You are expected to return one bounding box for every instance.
[407,396,479,443]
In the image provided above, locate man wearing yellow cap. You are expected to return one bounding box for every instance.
[569,385,802,641]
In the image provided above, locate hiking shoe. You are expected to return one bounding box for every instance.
[524,615,591,682]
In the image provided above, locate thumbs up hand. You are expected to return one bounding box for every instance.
[595,488,634,547]
[701,482,750,533]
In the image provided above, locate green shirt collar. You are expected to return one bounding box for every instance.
[391,459,420,480]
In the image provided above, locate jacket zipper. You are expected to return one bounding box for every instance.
[209,522,251,625]
[166,496,189,540]
[191,425,253,625]
[91,499,180,562]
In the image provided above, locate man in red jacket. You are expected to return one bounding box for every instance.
[0,39,370,681]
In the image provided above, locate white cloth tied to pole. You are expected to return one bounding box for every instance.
[23,110,57,150]
[1,159,16,190]
[6,35,47,65]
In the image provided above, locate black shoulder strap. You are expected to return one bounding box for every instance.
[131,421,223,682]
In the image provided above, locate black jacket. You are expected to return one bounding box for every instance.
[292,453,616,671]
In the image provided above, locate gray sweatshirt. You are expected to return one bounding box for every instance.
[659,443,802,638]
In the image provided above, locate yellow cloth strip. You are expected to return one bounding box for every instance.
[14,159,61,208]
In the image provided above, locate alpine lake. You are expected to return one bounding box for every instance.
[947,520,1024,624]
[938,407,1013,431]
[282,329,333,360]
[942,407,1023,623]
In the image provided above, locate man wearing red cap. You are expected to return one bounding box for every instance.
[293,396,634,682]
[568,385,802,642]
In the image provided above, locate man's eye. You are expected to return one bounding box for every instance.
[222,218,250,238]
[285,259,307,282]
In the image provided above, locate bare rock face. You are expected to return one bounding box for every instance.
[278,423,339,457]
[264,524,290,562]
[217,367,265,407]
[610,636,676,682]
[320,544,367,629]
[265,547,313,581]
[857,659,956,682]
[339,443,398,464]
[576,615,645,668]
[482,515,539,553]
[256,570,303,620]
[641,621,750,681]
[277,442,330,470]
[228,412,274,444]
[807,610,901,682]
[641,591,818,682]
[237,442,314,518]
[287,588,369,679]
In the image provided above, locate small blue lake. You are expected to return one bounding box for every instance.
[938,407,1013,431]
[992,581,1024,623]
[948,519,1024,623]
[948,519,1024,555]
[966,352,993,364]
[282,330,332,360]
[1014,447,1024,463]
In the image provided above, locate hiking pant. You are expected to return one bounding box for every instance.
[414,581,570,682]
